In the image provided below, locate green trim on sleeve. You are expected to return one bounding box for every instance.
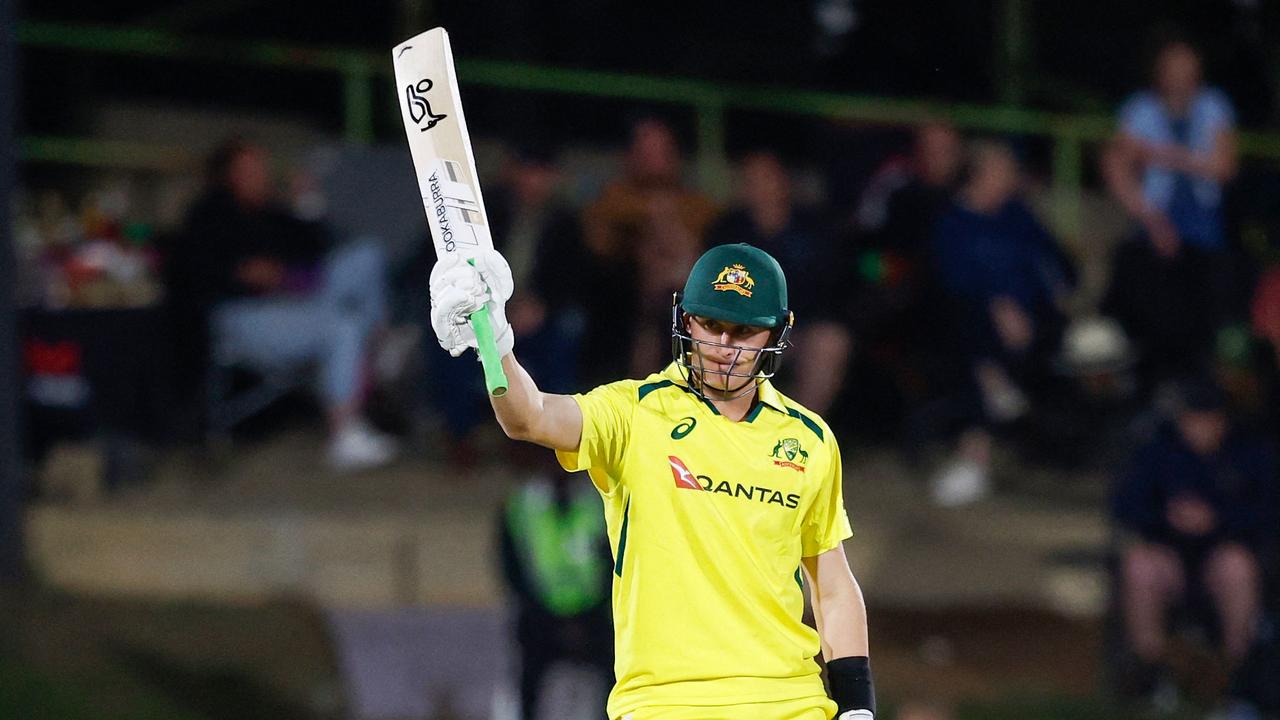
[786,407,824,442]
[614,496,632,577]
[637,379,675,402]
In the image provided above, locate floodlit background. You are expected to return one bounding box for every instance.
[2,1,1279,719]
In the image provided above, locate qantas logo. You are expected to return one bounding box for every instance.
[668,455,799,509]
[669,456,703,490]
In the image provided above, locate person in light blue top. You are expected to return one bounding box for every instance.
[1107,39,1238,254]
[1102,39,1241,386]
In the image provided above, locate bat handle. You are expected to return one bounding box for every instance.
[468,305,508,396]
[464,259,509,396]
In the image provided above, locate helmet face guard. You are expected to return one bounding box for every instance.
[670,292,794,400]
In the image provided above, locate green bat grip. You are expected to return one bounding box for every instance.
[466,260,509,396]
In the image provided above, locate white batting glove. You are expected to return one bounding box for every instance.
[838,711,874,720]
[428,249,514,358]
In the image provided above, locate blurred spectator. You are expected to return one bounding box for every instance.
[180,139,397,471]
[499,471,613,720]
[422,145,589,467]
[926,141,1075,506]
[1102,39,1241,387]
[581,118,719,380]
[1112,378,1276,716]
[706,151,850,415]
[1248,268,1280,435]
[857,121,964,261]
[845,122,963,433]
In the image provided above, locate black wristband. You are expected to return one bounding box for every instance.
[827,655,875,715]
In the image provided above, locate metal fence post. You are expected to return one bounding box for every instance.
[695,98,729,201]
[1051,128,1084,243]
[1,0,26,584]
[343,59,374,144]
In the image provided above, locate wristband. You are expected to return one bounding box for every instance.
[828,655,875,716]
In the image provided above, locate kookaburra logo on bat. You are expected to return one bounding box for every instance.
[405,79,448,131]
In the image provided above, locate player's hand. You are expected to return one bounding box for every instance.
[838,711,874,719]
[428,249,514,358]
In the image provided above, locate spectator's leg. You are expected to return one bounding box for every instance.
[212,298,325,375]
[214,298,372,433]
[518,640,552,720]
[1120,541,1186,663]
[319,312,368,430]
[788,321,852,417]
[1202,542,1262,665]
[426,344,486,442]
[321,239,390,333]
[519,308,586,396]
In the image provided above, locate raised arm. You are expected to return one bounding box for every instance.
[490,353,583,451]
[428,249,584,452]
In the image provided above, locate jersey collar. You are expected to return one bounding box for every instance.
[660,363,790,415]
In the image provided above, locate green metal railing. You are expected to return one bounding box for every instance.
[16,21,1280,238]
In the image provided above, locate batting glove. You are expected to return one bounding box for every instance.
[428,249,514,358]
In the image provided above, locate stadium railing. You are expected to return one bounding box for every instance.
[16,21,1280,240]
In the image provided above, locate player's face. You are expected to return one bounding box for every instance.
[685,314,772,394]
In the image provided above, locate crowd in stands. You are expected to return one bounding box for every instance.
[15,34,1280,718]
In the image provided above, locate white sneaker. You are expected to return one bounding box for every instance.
[930,459,990,507]
[328,421,398,472]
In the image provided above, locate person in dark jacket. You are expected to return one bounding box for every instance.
[183,138,397,470]
[1113,378,1276,696]
[925,141,1075,506]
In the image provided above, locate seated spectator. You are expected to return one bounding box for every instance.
[926,141,1075,505]
[422,145,590,467]
[846,121,963,433]
[183,139,397,471]
[857,120,963,262]
[499,470,613,720]
[1112,378,1275,716]
[707,151,850,416]
[582,118,719,380]
[1102,38,1241,387]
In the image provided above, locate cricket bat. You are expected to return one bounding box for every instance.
[393,27,508,396]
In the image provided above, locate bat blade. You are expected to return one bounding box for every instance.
[393,27,507,396]
[392,27,493,262]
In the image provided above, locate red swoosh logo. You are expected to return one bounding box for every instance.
[668,456,703,490]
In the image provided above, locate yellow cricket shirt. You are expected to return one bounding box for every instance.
[556,363,853,718]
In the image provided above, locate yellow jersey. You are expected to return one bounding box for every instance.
[556,363,853,719]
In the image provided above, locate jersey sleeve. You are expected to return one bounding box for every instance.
[1201,88,1236,133]
[1118,93,1158,140]
[555,379,637,496]
[801,434,854,557]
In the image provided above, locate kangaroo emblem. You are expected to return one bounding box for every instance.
[405,79,448,131]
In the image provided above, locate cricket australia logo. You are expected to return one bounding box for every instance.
[405,79,448,131]
[771,438,808,472]
[712,264,755,297]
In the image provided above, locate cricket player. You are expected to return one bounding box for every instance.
[430,242,875,720]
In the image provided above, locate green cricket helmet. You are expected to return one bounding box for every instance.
[671,243,794,396]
